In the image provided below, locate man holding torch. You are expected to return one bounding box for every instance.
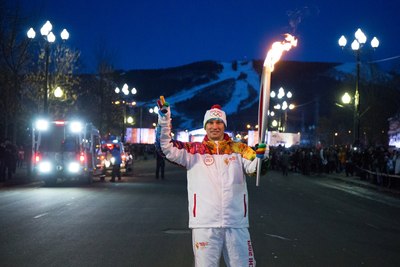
[156,98,268,266]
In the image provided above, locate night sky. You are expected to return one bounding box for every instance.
[20,0,400,73]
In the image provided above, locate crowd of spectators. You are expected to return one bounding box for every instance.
[268,144,400,189]
[3,138,400,190]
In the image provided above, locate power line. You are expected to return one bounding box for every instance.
[369,55,400,64]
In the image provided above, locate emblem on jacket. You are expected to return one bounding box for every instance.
[195,241,209,250]
[225,156,237,165]
[204,155,214,166]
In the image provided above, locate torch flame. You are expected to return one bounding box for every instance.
[264,34,298,71]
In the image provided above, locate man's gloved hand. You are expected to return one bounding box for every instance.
[157,96,171,125]
[255,143,269,160]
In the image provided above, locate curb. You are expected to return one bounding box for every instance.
[324,173,400,196]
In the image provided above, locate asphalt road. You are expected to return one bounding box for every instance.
[1,159,400,267]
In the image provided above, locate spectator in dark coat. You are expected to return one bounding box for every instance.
[110,145,122,182]
[4,140,17,180]
[281,151,290,176]
[155,151,165,179]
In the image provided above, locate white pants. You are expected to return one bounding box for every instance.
[192,228,256,267]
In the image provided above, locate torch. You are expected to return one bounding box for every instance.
[256,34,298,186]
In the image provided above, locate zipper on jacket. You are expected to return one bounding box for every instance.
[215,141,224,225]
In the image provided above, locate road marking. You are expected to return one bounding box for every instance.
[163,229,191,234]
[366,223,380,230]
[316,181,400,208]
[33,213,49,219]
[265,233,292,241]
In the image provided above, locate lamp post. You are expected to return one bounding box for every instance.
[114,83,137,142]
[341,91,353,143]
[333,132,338,146]
[149,106,160,127]
[338,28,379,147]
[270,87,295,132]
[27,21,69,115]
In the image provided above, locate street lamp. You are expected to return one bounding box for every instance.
[338,28,379,146]
[270,87,295,132]
[27,20,69,115]
[149,106,161,129]
[341,92,352,105]
[333,132,338,146]
[246,124,259,130]
[339,91,354,142]
[114,83,137,142]
[149,106,159,115]
[54,86,63,98]
[127,116,134,124]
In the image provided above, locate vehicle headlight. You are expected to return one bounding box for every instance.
[70,121,83,133]
[68,162,81,173]
[35,119,49,131]
[38,161,52,173]
[104,160,111,168]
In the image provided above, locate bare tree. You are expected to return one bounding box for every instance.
[25,42,81,119]
[90,39,119,136]
[0,0,32,143]
[361,68,400,145]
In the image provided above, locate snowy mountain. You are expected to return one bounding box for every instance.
[149,61,260,130]
[116,59,395,132]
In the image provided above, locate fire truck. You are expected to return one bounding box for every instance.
[31,118,103,185]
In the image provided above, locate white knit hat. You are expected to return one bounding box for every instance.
[203,104,227,128]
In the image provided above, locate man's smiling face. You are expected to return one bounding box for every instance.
[205,119,225,141]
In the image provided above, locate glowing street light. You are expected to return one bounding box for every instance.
[115,83,137,96]
[270,87,295,132]
[341,92,352,104]
[54,86,63,98]
[149,106,159,115]
[114,83,137,142]
[127,116,134,124]
[27,20,69,114]
[338,28,379,146]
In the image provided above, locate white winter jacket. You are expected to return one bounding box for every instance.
[158,120,258,228]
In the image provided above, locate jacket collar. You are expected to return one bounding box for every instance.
[203,133,231,142]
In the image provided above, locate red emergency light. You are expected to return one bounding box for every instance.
[106,143,114,150]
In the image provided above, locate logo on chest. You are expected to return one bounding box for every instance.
[204,155,214,166]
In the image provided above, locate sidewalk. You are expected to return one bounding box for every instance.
[322,171,400,197]
[0,166,40,188]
